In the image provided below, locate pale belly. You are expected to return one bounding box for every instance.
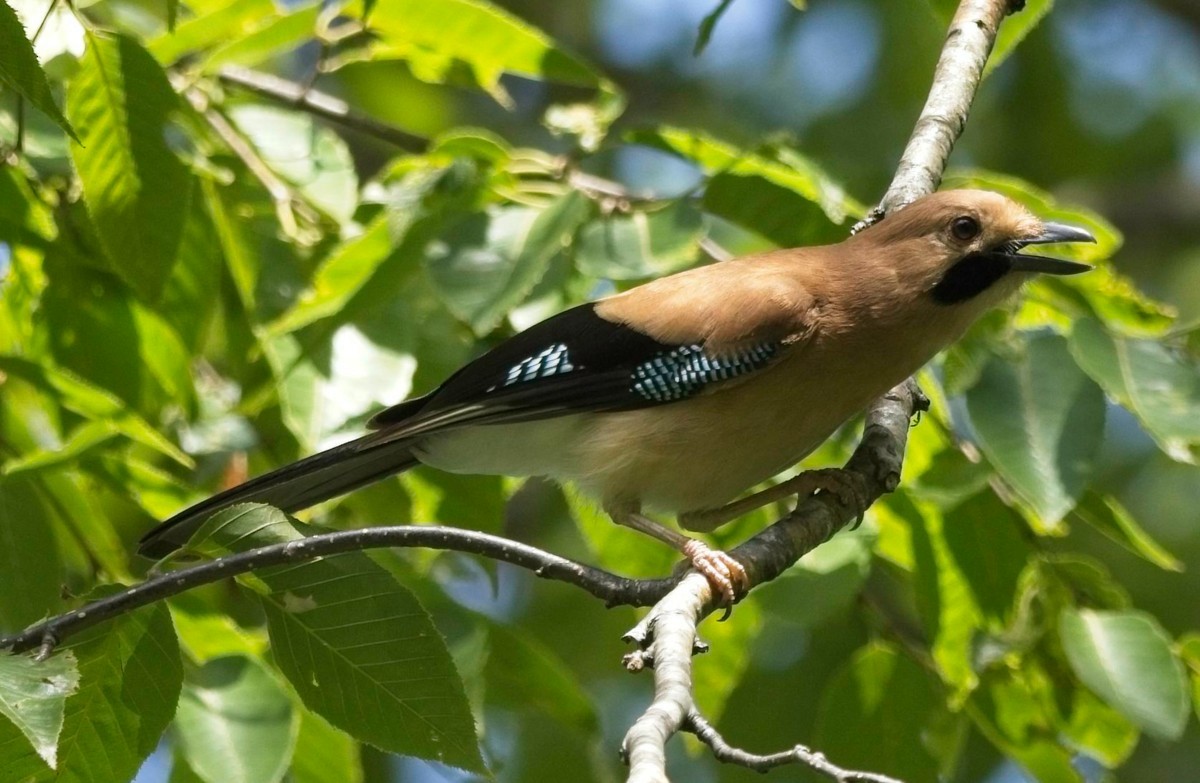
[413,355,885,518]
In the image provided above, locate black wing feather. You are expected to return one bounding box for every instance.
[365,302,781,441]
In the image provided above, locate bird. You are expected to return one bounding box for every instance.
[138,189,1095,603]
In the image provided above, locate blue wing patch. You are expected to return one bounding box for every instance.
[502,343,576,387]
[631,343,779,402]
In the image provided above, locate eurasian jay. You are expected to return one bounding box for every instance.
[139,189,1096,603]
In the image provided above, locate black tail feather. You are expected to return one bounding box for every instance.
[137,437,419,558]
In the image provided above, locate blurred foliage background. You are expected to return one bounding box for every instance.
[1,0,1200,782]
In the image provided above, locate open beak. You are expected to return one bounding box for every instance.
[996,221,1097,275]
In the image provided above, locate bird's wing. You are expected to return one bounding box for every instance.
[366,268,815,441]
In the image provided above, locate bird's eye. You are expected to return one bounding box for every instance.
[951,216,981,241]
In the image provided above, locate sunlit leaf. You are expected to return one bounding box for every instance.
[67,32,192,302]
[148,0,279,64]
[1060,608,1189,740]
[753,532,873,628]
[0,1,77,140]
[0,650,78,768]
[966,332,1105,529]
[189,504,485,772]
[228,105,358,225]
[202,3,321,70]
[175,656,298,783]
[340,0,616,107]
[290,708,363,783]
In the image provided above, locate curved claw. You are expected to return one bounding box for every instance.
[681,539,748,609]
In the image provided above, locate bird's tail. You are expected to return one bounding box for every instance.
[137,436,419,558]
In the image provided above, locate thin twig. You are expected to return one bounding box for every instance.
[0,525,672,657]
[216,64,428,151]
[684,711,904,783]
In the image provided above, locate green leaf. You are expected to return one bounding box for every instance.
[965,332,1105,529]
[814,642,941,782]
[0,650,79,768]
[148,0,278,64]
[175,656,298,783]
[228,105,358,225]
[1063,688,1139,769]
[1070,491,1182,571]
[0,166,57,246]
[0,0,78,140]
[941,492,1030,624]
[427,192,591,334]
[1070,318,1200,464]
[290,708,363,783]
[201,3,321,70]
[1178,633,1200,723]
[67,32,192,302]
[0,477,63,632]
[0,356,192,468]
[574,200,705,280]
[483,623,597,733]
[968,666,1084,783]
[1059,608,1189,740]
[0,595,182,782]
[693,0,735,56]
[341,0,613,106]
[190,505,485,773]
[753,532,872,628]
[631,127,865,246]
[985,0,1055,77]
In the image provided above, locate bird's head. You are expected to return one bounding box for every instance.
[857,189,1096,312]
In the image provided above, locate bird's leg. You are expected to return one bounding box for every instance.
[607,507,748,606]
[679,468,869,532]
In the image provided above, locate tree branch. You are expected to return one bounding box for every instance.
[684,711,904,783]
[0,525,674,658]
[622,1,1021,781]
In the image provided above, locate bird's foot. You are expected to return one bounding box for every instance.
[680,539,748,608]
[799,468,870,528]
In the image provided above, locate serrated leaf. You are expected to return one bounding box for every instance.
[0,595,182,782]
[175,656,298,783]
[427,192,591,334]
[0,650,79,768]
[1070,318,1200,463]
[189,505,485,772]
[1060,608,1189,740]
[575,200,705,280]
[0,1,78,140]
[966,332,1105,528]
[67,32,192,302]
